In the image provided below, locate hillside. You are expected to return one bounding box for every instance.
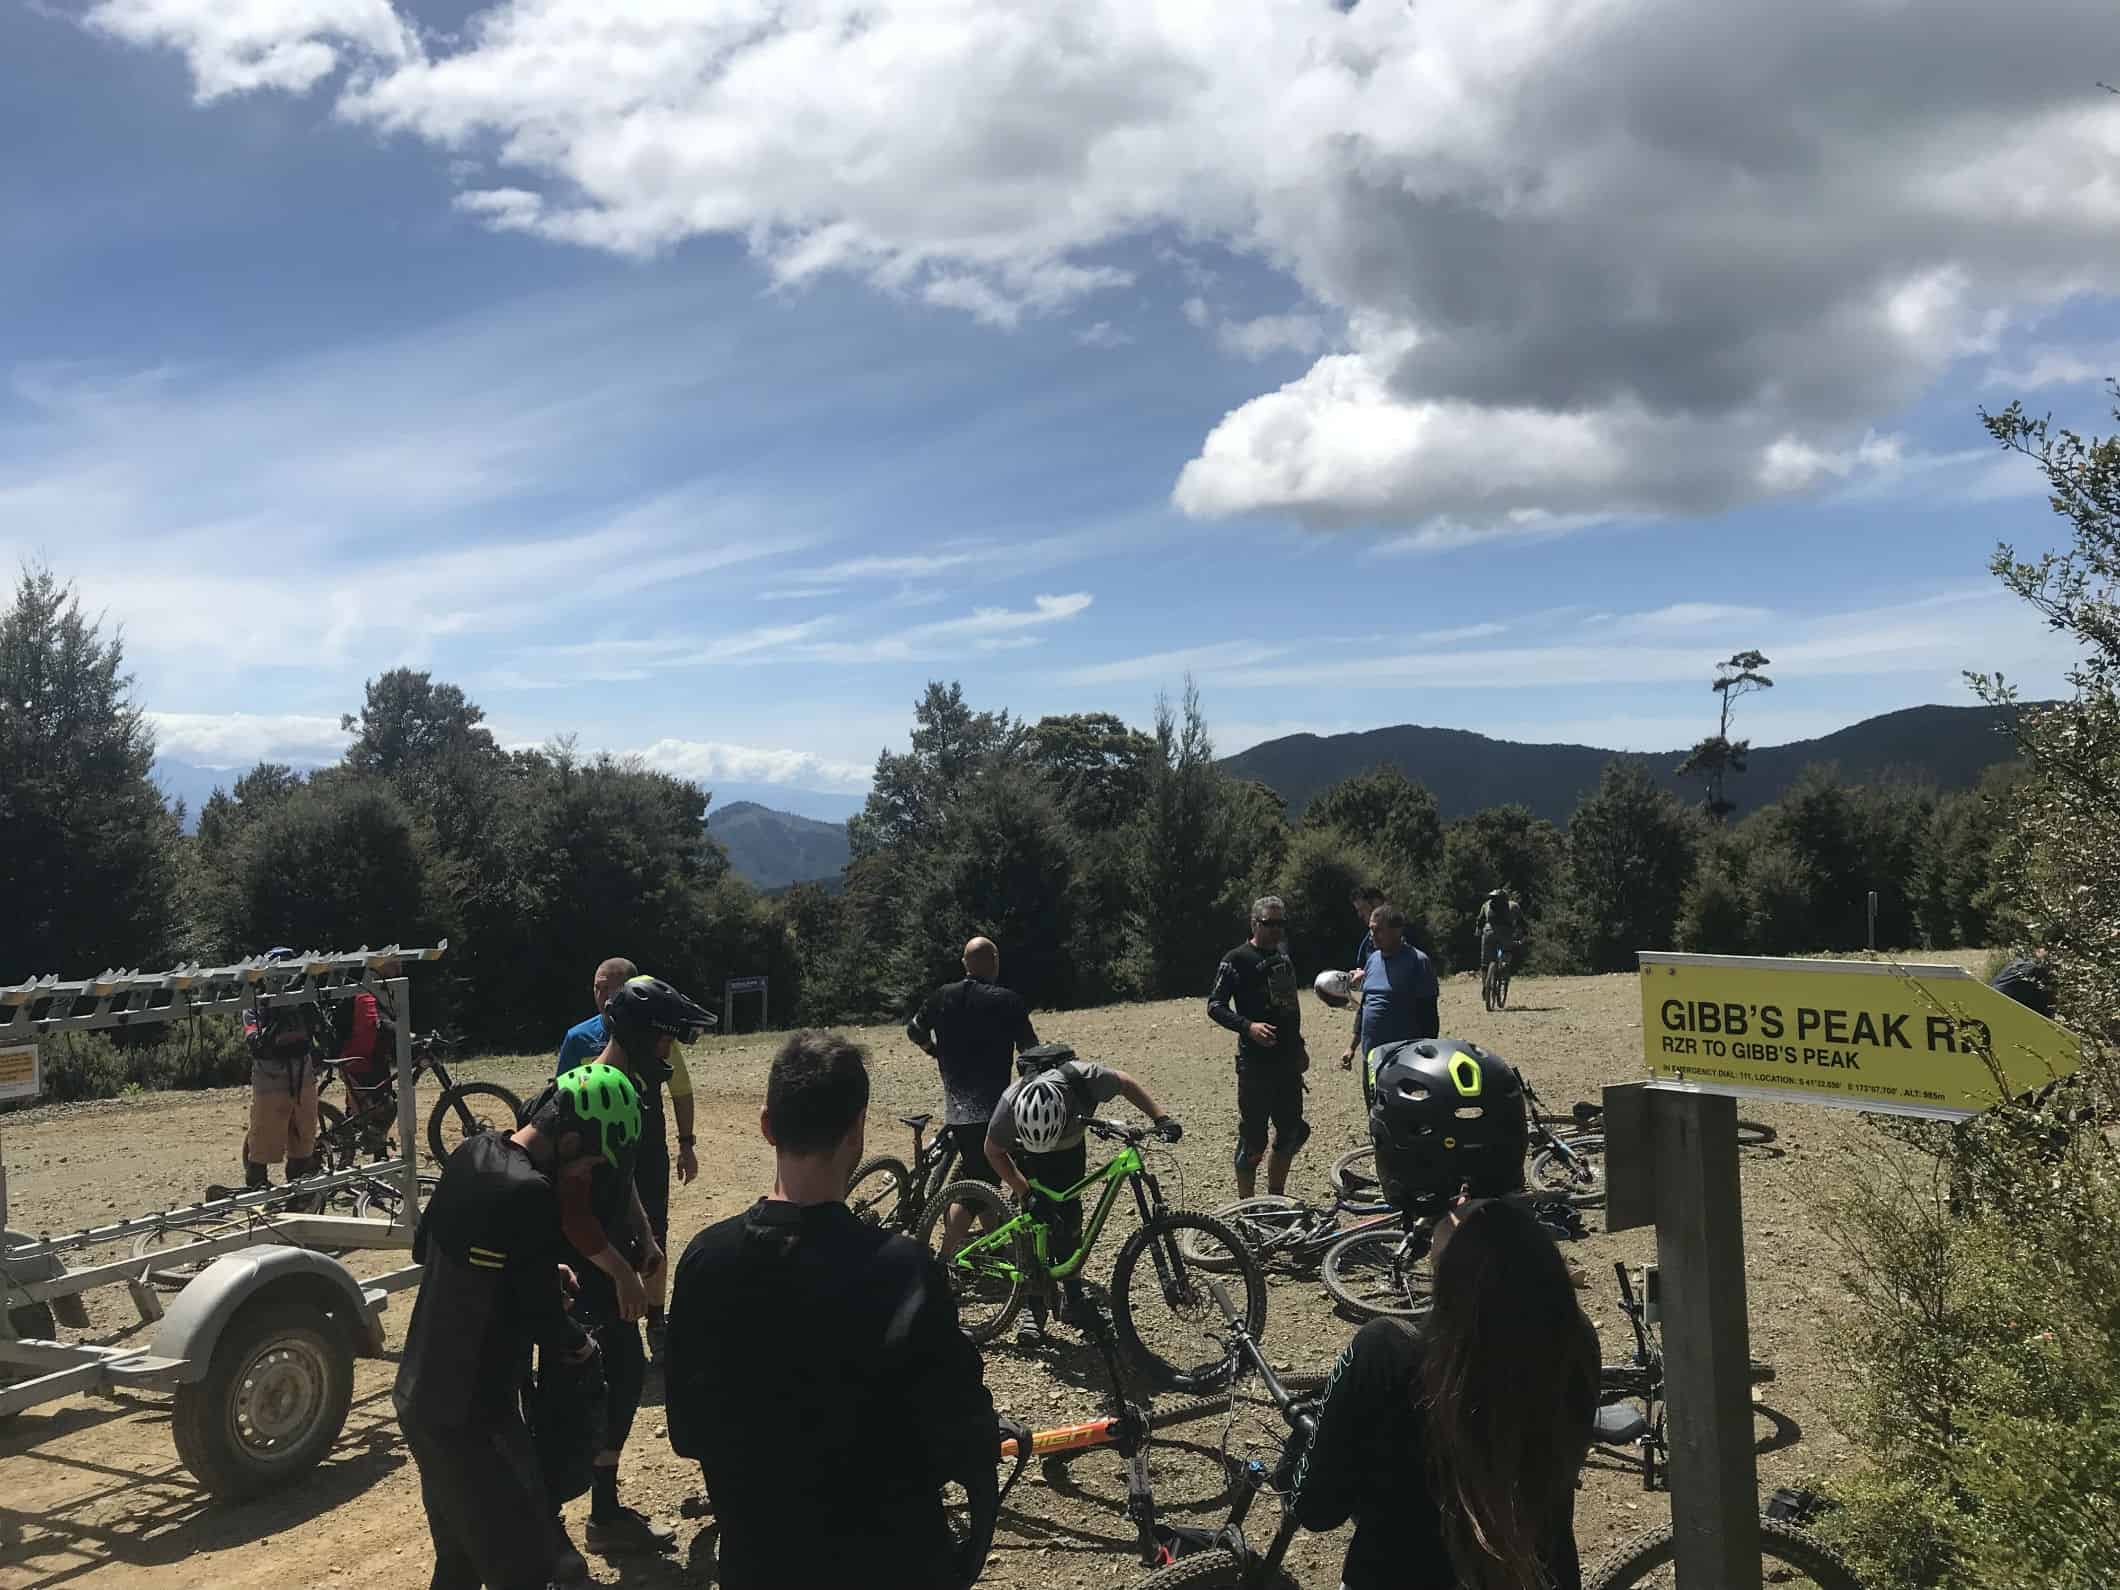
[707,799,852,889]
[1220,702,2021,823]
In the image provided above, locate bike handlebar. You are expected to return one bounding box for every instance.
[1086,1118,1148,1144]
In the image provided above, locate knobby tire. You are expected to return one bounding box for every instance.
[425,1082,524,1165]
[1128,1548,1299,1589]
[1320,1227,1432,1321]
[1111,1211,1267,1394]
[847,1156,913,1229]
[916,1178,1026,1344]
[1585,1518,1865,1590]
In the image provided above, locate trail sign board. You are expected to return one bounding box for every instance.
[0,1044,38,1103]
[1639,952,2079,1119]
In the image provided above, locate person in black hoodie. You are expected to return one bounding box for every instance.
[1294,1197,1599,1590]
[665,1029,996,1590]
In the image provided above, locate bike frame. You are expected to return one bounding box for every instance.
[949,1144,1150,1285]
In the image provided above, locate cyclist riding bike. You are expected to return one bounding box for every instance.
[985,1047,1180,1348]
[1476,887,1523,977]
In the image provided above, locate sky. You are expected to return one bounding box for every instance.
[4,0,2116,807]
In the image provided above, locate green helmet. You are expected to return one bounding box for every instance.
[553,1061,643,1168]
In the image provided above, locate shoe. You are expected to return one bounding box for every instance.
[645,1318,668,1367]
[586,1505,678,1555]
[1015,1318,1047,1350]
[1062,1294,1107,1332]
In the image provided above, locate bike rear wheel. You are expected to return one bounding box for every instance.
[1181,1196,1309,1273]
[1111,1211,1267,1393]
[915,1179,1026,1344]
[1482,962,1498,1012]
[133,1220,244,1290]
[1320,1227,1433,1321]
[847,1156,912,1229]
[1586,1518,1864,1589]
[1737,1119,1778,1147]
[1130,1549,1299,1589]
[1496,967,1510,1008]
[426,1082,524,1165]
[1531,1134,1606,1206]
[1331,1146,1378,1198]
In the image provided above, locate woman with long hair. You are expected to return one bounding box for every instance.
[1293,1197,1600,1590]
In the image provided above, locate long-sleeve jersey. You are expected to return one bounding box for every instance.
[1208,942,1304,1066]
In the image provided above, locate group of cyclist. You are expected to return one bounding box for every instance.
[385,864,1592,1590]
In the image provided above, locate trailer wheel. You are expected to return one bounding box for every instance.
[0,1301,58,1427]
[173,1299,352,1498]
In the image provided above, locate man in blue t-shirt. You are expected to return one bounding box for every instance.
[1340,886,1387,1111]
[1344,905,1440,1101]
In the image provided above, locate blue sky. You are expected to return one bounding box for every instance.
[3,0,2112,805]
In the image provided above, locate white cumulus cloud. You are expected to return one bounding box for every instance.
[627,738,872,792]
[147,711,354,767]
[83,0,2120,533]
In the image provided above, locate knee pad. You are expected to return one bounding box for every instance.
[1233,1142,1264,1175]
[1275,1119,1313,1159]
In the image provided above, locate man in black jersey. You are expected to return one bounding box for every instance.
[394,1064,640,1590]
[1208,895,1310,1197]
[666,1030,995,1590]
[906,936,1040,1250]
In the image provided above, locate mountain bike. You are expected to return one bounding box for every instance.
[847,1111,963,1232]
[1587,1514,1862,1588]
[1520,1078,1606,1207]
[311,1031,524,1169]
[1126,1278,1320,1589]
[1482,944,1513,1011]
[918,1119,1266,1391]
[1178,1179,1398,1274]
[1592,1262,1778,1491]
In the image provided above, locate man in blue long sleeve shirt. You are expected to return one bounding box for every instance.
[1345,906,1439,1103]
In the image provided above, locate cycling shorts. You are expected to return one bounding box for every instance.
[1236,1063,1307,1163]
[947,1122,1000,1185]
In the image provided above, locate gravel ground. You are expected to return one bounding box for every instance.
[2,960,1967,1589]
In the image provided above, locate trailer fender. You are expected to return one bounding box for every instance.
[3,1229,91,1329]
[152,1245,383,1380]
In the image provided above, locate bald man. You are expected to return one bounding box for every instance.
[907,938,1040,1247]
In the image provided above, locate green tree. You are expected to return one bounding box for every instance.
[218,779,435,956]
[848,682,1018,860]
[1428,804,1564,971]
[1272,825,1398,980]
[1912,765,2018,948]
[1302,763,1444,883]
[1024,712,1155,834]
[342,668,510,861]
[1676,649,1774,821]
[1548,760,1702,972]
[0,568,179,977]
[1142,680,1248,996]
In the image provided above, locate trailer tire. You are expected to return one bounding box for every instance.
[0,1301,58,1428]
[173,1299,353,1499]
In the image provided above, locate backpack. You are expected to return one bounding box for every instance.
[244,999,332,1064]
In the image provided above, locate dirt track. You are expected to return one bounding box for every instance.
[1,962,1949,1589]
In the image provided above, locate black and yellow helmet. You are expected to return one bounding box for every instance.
[1366,1037,1526,1210]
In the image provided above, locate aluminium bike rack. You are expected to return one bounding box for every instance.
[0,943,444,1417]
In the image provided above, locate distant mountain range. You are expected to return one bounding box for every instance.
[1219,703,2022,824]
[706,800,853,890]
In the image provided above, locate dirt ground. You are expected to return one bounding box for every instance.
[1,960,1963,1589]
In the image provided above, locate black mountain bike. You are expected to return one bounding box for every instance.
[312,1031,524,1169]
[847,1112,964,1232]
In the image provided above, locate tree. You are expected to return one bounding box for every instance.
[1272,825,1397,980]
[0,567,178,976]
[1548,760,1702,972]
[1428,804,1564,972]
[848,682,1018,860]
[1142,680,1248,996]
[342,668,510,861]
[1676,649,1774,821]
[1302,764,1444,883]
[1024,712,1156,835]
[218,780,435,956]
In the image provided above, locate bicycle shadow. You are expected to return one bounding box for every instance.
[0,1393,406,1588]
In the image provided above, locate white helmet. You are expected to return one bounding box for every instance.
[1014,1075,1074,1154]
[1313,968,1354,1009]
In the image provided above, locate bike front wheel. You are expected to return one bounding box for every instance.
[1110,1210,1267,1393]
[914,1179,1026,1344]
[1530,1135,1606,1207]
[1320,1227,1433,1321]
[1331,1146,1379,1198]
[847,1156,912,1229]
[1586,1519,1865,1590]
[426,1082,524,1165]
[1181,1196,1308,1273]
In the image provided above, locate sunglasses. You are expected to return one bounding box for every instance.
[1254,917,1288,929]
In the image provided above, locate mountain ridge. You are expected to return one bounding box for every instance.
[1219,702,2022,824]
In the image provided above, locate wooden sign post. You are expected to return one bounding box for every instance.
[1605,951,2084,1581]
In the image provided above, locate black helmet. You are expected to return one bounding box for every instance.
[1367,1037,1526,1209]
[1015,1042,1077,1079]
[602,975,717,1044]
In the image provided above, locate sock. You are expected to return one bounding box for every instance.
[591,1466,620,1519]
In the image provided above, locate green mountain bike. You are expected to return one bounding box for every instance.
[917,1119,1267,1392]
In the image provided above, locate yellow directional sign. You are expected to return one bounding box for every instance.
[1638,953,2080,1119]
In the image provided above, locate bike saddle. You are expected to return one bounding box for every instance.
[898,1112,933,1131]
[1594,1402,1651,1444]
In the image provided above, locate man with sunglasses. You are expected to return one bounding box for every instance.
[1208,896,1310,1197]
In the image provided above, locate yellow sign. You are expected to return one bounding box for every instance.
[1639,953,2079,1119]
[0,1043,39,1102]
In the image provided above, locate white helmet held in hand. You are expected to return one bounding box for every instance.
[1014,1075,1074,1153]
[1313,968,1354,1009]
